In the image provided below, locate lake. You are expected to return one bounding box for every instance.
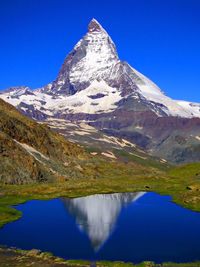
[0,192,200,263]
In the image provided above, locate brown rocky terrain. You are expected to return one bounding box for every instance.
[0,99,97,184]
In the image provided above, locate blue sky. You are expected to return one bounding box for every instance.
[0,0,200,102]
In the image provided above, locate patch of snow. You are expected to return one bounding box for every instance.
[14,140,49,163]
[129,152,147,160]
[79,123,98,132]
[195,136,200,141]
[91,152,98,155]
[101,151,116,159]
[19,107,28,112]
[121,138,136,148]
[72,130,90,136]
[135,126,143,130]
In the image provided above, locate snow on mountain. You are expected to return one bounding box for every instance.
[175,100,200,118]
[0,18,200,119]
[1,80,122,115]
[131,67,198,117]
[69,20,119,87]
[45,80,122,114]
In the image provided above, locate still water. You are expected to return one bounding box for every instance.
[1,192,200,263]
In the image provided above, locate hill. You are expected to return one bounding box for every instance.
[0,98,170,184]
[0,99,95,184]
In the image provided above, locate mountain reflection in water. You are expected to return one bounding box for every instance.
[62,192,145,250]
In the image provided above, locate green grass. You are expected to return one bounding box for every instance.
[113,149,173,171]
[0,206,22,228]
[168,162,200,179]
[67,259,91,265]
[97,260,136,266]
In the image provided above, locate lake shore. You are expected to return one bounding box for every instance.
[0,246,200,267]
[1,167,200,266]
[0,168,200,229]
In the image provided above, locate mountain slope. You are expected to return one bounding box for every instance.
[0,99,95,184]
[0,98,171,184]
[1,19,200,164]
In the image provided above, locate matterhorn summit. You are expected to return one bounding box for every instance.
[42,18,120,97]
[1,18,200,118]
[1,19,200,164]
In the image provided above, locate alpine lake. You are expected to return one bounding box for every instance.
[1,192,200,264]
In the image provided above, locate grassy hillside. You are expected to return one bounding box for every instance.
[168,162,200,179]
[0,99,84,158]
[0,99,100,184]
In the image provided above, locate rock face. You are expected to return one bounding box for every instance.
[1,19,200,164]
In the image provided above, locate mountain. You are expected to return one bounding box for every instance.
[1,19,200,164]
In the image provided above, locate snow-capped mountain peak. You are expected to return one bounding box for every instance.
[1,19,200,119]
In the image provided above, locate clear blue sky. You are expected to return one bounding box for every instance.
[1,0,200,102]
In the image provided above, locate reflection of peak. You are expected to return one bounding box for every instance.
[62,192,145,251]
